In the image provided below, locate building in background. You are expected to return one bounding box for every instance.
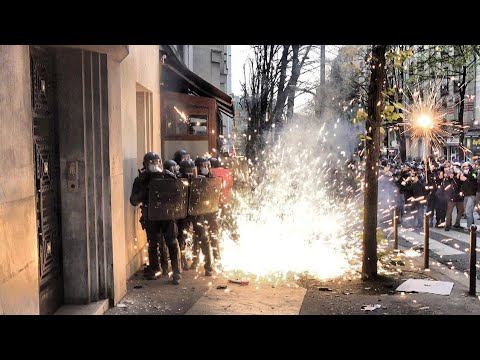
[169,45,235,156]
[400,46,478,162]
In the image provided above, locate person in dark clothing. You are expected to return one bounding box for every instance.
[173,149,190,166]
[163,159,180,178]
[444,167,465,231]
[434,168,448,227]
[197,157,221,262]
[177,159,214,276]
[425,165,439,226]
[129,152,182,284]
[405,174,426,229]
[460,162,477,230]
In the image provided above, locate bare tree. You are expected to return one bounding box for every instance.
[241,45,313,160]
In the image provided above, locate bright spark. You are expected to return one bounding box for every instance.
[402,83,454,153]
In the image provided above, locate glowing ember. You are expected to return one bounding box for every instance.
[218,116,363,281]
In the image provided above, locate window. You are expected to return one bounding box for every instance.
[188,115,208,135]
[164,104,208,137]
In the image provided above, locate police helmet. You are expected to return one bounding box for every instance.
[209,157,221,168]
[174,149,190,165]
[143,152,161,168]
[179,159,196,175]
[164,159,179,173]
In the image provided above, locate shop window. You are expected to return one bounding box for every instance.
[188,115,208,135]
[164,104,208,136]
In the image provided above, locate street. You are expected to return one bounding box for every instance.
[396,213,480,280]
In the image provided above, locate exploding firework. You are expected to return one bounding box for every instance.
[218,116,364,281]
[402,86,450,151]
[401,80,474,160]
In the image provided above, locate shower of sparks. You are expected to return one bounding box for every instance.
[217,116,364,281]
[401,85,450,151]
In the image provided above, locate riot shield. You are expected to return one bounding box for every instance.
[188,177,222,216]
[148,178,188,220]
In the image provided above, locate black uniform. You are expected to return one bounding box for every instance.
[130,170,182,283]
[177,173,213,275]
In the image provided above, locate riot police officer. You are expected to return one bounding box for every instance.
[196,157,221,262]
[174,149,191,166]
[177,159,214,276]
[129,152,182,285]
[164,159,180,178]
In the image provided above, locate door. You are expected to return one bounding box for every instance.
[30,46,64,315]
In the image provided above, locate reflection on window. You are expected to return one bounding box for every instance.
[189,115,207,135]
[164,105,208,136]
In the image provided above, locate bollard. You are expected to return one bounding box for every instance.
[393,207,398,250]
[424,213,429,269]
[469,225,477,296]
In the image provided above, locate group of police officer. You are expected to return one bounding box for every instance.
[129,149,224,285]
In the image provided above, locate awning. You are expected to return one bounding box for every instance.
[160,46,235,118]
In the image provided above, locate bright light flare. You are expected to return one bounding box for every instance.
[416,114,433,129]
[402,84,450,151]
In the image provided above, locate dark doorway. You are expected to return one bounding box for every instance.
[30,46,64,315]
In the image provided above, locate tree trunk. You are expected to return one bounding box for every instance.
[398,64,407,162]
[273,45,290,126]
[458,65,467,162]
[315,45,326,118]
[287,92,295,122]
[362,45,387,280]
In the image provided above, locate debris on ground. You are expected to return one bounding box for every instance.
[124,300,134,304]
[396,279,454,296]
[228,279,250,286]
[361,304,381,311]
[216,285,228,290]
[116,303,127,308]
[318,287,333,291]
[390,258,405,266]
[133,285,143,289]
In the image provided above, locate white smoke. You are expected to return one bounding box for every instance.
[220,114,363,280]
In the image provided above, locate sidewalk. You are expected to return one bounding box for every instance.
[105,243,480,315]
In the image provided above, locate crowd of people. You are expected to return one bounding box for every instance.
[381,156,480,231]
[129,149,230,285]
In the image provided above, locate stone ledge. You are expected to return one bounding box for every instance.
[54,299,109,315]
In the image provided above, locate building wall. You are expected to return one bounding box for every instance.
[0,45,39,314]
[190,45,233,150]
[192,45,229,93]
[106,56,127,305]
[55,48,113,306]
[0,45,162,313]
[119,45,161,280]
